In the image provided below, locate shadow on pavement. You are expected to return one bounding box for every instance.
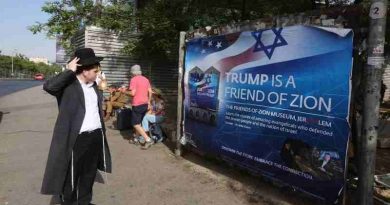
[0,111,10,124]
[49,195,62,205]
[119,129,132,141]
[111,118,177,153]
[105,119,132,141]
[48,171,105,205]
[179,147,323,205]
[108,114,324,204]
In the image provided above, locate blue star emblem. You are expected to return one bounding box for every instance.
[251,28,288,59]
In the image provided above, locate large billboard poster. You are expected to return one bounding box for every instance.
[183,25,353,203]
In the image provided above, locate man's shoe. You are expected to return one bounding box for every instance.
[141,141,152,150]
[129,137,140,145]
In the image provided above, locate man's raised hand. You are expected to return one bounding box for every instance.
[67,57,81,72]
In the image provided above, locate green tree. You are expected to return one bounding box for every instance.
[31,0,359,61]
[126,0,325,61]
[29,0,105,51]
[0,55,61,76]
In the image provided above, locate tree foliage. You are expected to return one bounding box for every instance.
[29,0,133,52]
[127,0,355,60]
[31,0,361,61]
[0,54,61,75]
[29,0,98,51]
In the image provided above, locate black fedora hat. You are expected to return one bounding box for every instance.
[71,48,103,66]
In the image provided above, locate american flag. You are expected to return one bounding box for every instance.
[186,28,288,75]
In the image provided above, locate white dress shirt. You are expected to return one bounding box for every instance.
[77,77,102,133]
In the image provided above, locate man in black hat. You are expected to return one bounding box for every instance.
[41,48,112,205]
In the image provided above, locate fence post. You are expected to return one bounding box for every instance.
[175,31,186,156]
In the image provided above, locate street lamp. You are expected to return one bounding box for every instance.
[11,54,14,77]
[11,49,16,77]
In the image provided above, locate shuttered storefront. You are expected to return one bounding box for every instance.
[72,26,178,97]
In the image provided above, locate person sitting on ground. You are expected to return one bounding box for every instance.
[118,84,132,100]
[141,88,166,143]
[103,84,128,121]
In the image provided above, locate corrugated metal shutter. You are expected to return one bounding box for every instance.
[84,26,134,87]
[72,26,178,98]
[147,63,178,96]
[73,29,86,50]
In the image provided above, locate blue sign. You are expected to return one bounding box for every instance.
[183,25,353,203]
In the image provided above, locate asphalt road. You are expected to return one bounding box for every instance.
[0,79,44,97]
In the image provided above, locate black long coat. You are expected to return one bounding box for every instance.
[41,70,112,195]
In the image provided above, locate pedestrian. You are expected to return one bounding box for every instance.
[128,64,153,149]
[141,88,166,142]
[41,48,112,205]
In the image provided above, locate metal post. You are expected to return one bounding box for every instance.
[133,0,138,14]
[241,0,247,20]
[175,31,186,156]
[133,0,139,33]
[95,0,102,18]
[11,55,14,77]
[357,0,388,204]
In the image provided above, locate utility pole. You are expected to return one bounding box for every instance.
[11,54,14,77]
[241,0,247,20]
[133,0,139,33]
[357,0,388,204]
[11,49,17,77]
[175,31,186,156]
[95,0,102,18]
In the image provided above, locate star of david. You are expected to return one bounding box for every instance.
[251,28,288,59]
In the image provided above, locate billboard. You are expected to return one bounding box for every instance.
[183,25,353,203]
[55,36,69,65]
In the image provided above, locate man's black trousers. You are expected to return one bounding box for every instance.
[62,129,102,205]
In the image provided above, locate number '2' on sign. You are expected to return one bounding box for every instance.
[370,2,386,19]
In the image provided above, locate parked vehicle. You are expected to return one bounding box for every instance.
[34,73,44,80]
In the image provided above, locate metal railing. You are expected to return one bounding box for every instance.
[0,69,35,79]
[0,69,56,80]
